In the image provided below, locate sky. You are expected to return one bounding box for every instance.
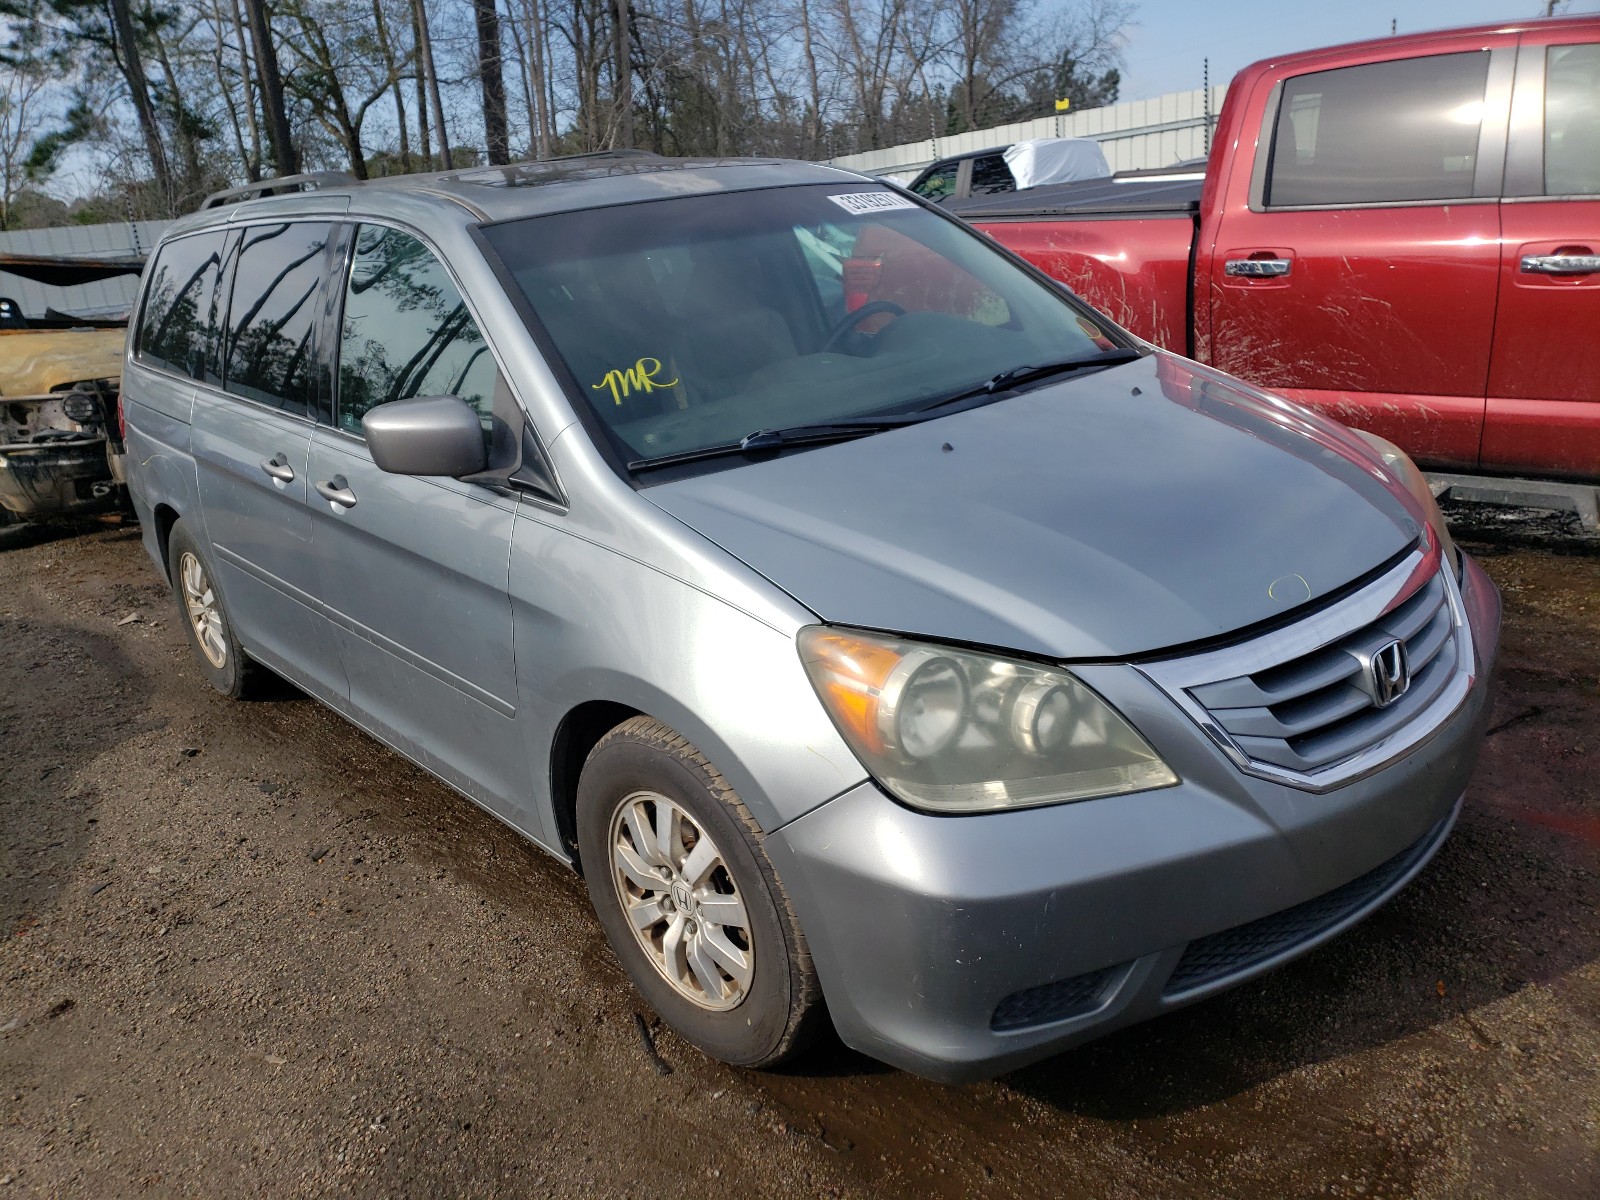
[1117,0,1600,100]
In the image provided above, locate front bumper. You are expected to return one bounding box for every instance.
[767,553,1501,1082]
[0,437,118,519]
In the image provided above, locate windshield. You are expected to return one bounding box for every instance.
[482,183,1128,471]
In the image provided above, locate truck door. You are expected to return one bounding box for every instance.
[1206,44,1516,470]
[1483,33,1600,478]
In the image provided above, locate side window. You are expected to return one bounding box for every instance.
[1265,52,1490,206]
[137,231,227,379]
[969,154,1015,196]
[912,164,959,203]
[223,222,331,417]
[1545,43,1600,196]
[336,225,494,437]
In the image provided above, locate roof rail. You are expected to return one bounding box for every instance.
[199,171,360,210]
[442,149,675,190]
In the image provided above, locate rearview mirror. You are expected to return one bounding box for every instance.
[362,395,487,477]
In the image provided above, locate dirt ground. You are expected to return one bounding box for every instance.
[2,517,1597,1199]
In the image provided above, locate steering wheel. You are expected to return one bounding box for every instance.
[822,299,907,353]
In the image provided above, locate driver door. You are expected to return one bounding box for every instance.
[309,222,529,816]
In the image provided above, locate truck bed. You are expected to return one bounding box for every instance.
[945,175,1203,221]
[957,177,1201,355]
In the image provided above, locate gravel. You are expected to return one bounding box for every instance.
[1,519,1596,1198]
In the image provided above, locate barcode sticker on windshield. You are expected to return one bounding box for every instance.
[827,191,918,216]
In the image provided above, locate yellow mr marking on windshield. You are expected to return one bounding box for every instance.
[592,357,678,405]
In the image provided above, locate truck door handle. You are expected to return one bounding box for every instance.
[260,453,295,483]
[1224,258,1292,278]
[1520,253,1600,275]
[314,475,357,508]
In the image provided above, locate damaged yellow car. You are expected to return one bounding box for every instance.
[0,253,142,525]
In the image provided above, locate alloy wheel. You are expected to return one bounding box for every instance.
[608,790,754,1010]
[179,550,227,669]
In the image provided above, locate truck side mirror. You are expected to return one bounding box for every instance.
[361,395,488,477]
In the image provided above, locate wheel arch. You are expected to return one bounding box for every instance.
[152,502,181,578]
[549,700,642,871]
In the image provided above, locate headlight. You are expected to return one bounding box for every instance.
[1355,432,1460,578]
[798,627,1178,814]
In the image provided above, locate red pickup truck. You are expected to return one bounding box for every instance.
[953,15,1600,482]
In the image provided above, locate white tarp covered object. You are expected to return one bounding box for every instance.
[1003,138,1112,189]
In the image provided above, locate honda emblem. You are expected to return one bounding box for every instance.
[1364,639,1411,709]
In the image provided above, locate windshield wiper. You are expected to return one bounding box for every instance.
[626,349,1142,473]
[628,416,919,472]
[919,348,1144,414]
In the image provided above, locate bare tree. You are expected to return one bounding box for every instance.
[242,0,298,175]
[0,0,1136,214]
[413,0,452,168]
[104,0,176,204]
[372,0,413,171]
[472,0,511,162]
[0,57,52,227]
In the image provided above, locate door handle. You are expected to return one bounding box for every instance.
[314,475,357,508]
[1520,253,1600,275]
[260,453,295,483]
[1224,258,1292,278]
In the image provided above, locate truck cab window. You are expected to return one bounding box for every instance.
[913,164,959,203]
[1545,43,1600,196]
[969,154,1016,195]
[1266,51,1489,206]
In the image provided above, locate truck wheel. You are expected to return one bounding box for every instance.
[166,520,261,699]
[576,717,824,1068]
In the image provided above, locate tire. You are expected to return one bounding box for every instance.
[166,519,262,699]
[577,716,824,1069]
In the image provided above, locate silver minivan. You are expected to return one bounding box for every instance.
[122,154,1500,1082]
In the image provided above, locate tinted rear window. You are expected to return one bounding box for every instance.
[969,154,1015,195]
[1266,52,1489,206]
[137,231,227,379]
[222,222,332,417]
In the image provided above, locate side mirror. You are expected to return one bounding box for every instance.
[362,395,488,477]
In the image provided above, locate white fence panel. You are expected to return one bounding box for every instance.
[828,85,1228,181]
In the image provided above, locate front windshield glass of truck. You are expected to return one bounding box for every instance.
[483,184,1122,468]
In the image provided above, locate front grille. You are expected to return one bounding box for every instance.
[991,966,1117,1031]
[1140,547,1471,790]
[1192,571,1453,774]
[1162,807,1452,997]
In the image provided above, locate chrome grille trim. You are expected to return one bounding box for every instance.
[1138,549,1476,793]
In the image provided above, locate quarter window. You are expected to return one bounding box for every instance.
[222,222,332,417]
[1265,52,1490,206]
[137,231,227,379]
[1545,44,1600,196]
[336,225,495,436]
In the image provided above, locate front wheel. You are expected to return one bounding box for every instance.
[576,717,823,1068]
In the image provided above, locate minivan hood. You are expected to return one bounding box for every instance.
[646,352,1420,660]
